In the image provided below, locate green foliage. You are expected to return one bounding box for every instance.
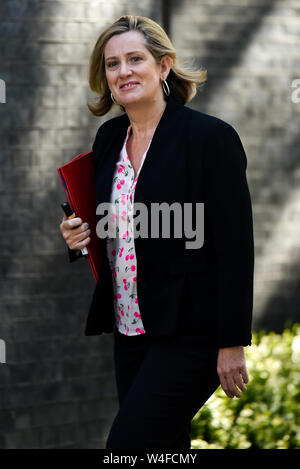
[191,324,300,449]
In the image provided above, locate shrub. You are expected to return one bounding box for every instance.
[191,324,300,449]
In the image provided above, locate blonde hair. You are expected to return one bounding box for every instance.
[87,15,207,116]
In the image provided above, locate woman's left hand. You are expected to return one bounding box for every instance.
[217,346,249,398]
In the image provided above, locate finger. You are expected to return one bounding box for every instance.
[226,374,242,398]
[62,218,81,231]
[69,217,83,229]
[73,223,90,238]
[233,372,247,393]
[218,370,232,398]
[219,374,235,399]
[60,216,66,233]
[72,237,91,250]
[69,227,91,246]
[74,228,91,243]
[228,376,242,398]
[240,367,249,384]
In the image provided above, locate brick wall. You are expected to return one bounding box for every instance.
[166,0,300,331]
[0,0,300,449]
[0,0,162,449]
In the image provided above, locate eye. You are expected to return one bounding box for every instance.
[107,61,118,69]
[131,56,142,63]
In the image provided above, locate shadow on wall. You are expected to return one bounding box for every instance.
[165,0,300,332]
[0,0,131,450]
[0,0,168,450]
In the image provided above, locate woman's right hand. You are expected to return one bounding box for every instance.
[59,214,91,252]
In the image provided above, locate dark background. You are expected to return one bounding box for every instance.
[0,0,300,448]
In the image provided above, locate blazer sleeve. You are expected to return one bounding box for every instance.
[203,121,255,348]
[68,247,84,263]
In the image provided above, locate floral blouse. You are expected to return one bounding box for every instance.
[106,125,152,336]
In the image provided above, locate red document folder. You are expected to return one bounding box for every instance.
[57,151,101,282]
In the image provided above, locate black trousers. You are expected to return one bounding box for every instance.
[105,328,220,450]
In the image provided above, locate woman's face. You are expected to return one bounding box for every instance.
[104,30,171,108]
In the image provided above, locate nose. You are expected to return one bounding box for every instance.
[119,59,132,77]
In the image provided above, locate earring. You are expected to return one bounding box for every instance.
[162,79,170,96]
[111,92,118,104]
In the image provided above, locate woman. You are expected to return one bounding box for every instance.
[60,15,255,450]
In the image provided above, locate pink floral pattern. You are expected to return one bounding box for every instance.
[106,125,152,336]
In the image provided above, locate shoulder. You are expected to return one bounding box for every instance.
[100,112,129,133]
[92,112,129,151]
[181,106,246,163]
[182,105,241,143]
[179,105,247,169]
[91,112,129,171]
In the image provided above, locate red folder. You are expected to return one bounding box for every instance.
[57,151,101,282]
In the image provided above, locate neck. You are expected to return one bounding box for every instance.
[124,94,167,141]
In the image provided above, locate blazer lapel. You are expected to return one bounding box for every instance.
[134,97,184,204]
[95,97,184,208]
[94,116,128,208]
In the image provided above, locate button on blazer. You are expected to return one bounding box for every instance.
[69,96,255,348]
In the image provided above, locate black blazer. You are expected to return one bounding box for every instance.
[69,97,254,348]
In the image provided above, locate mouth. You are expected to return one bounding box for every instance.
[119,81,140,90]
